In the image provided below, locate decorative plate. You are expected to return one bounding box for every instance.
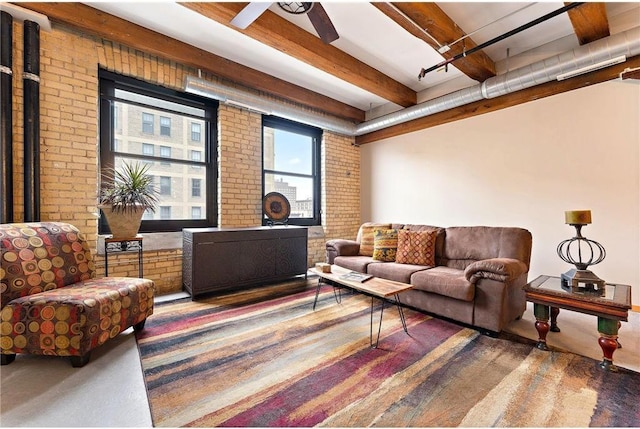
[263,192,291,223]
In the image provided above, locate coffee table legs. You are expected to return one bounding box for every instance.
[370,294,408,348]
[312,278,341,310]
[532,303,622,371]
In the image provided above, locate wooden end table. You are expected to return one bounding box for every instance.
[308,265,413,348]
[523,275,632,372]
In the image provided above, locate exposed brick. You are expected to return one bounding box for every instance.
[8,22,361,296]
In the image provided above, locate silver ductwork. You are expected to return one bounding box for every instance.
[185,26,640,137]
[356,26,640,136]
[184,75,358,135]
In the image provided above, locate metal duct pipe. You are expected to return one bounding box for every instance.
[23,19,40,221]
[185,26,640,138]
[1,11,14,223]
[356,26,640,135]
[483,27,640,98]
[184,76,357,135]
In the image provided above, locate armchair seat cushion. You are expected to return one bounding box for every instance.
[1,277,154,357]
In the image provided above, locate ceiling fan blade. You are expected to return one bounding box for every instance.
[230,2,272,29]
[307,3,339,44]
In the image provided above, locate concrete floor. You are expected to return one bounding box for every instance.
[1,297,638,427]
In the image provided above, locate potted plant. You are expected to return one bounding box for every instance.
[98,161,160,239]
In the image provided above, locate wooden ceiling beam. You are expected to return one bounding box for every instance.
[566,3,610,45]
[621,67,640,81]
[180,2,417,108]
[17,2,365,123]
[356,55,640,145]
[374,2,496,83]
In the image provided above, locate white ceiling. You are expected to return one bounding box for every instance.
[86,2,638,114]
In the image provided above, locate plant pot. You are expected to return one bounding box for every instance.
[99,205,145,239]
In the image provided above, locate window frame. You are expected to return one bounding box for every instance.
[99,69,218,234]
[262,116,322,227]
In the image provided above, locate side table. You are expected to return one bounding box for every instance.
[104,235,143,278]
[523,275,632,372]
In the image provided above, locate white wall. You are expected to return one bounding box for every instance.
[361,80,640,305]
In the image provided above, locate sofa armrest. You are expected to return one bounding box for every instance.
[464,258,528,284]
[326,239,360,264]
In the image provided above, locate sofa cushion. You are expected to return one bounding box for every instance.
[372,229,398,262]
[410,267,475,301]
[366,262,428,284]
[440,226,532,270]
[396,229,436,266]
[334,256,374,273]
[358,223,392,257]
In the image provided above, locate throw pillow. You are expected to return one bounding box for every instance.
[372,229,398,262]
[359,223,392,256]
[396,229,436,266]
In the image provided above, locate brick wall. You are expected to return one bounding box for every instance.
[7,20,361,295]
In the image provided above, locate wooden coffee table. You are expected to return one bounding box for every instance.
[523,275,632,371]
[308,265,413,348]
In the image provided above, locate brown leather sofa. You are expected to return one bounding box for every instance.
[326,223,533,334]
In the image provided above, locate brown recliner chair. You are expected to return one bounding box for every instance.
[1,222,154,367]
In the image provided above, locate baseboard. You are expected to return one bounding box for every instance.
[633,305,640,313]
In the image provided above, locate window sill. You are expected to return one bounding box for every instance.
[96,227,324,255]
[96,231,183,255]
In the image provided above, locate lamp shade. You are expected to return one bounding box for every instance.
[565,210,592,225]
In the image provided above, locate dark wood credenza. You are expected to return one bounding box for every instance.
[182,226,308,298]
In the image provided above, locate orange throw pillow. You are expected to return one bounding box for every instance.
[396,229,436,266]
[359,223,392,256]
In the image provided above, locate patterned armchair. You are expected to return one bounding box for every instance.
[1,222,154,367]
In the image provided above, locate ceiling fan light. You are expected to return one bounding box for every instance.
[277,2,314,15]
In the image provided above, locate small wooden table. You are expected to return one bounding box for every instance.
[523,275,632,371]
[308,265,413,348]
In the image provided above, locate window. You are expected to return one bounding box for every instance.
[191,206,202,219]
[191,123,201,142]
[192,178,201,197]
[99,70,218,233]
[191,150,202,169]
[160,206,171,219]
[160,145,171,165]
[159,176,171,195]
[142,113,154,134]
[262,116,321,226]
[160,116,171,136]
[142,143,154,156]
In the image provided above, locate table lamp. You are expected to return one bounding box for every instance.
[556,210,606,290]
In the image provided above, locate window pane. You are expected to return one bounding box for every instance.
[264,173,314,219]
[191,206,202,219]
[263,126,313,175]
[113,101,206,163]
[115,88,205,117]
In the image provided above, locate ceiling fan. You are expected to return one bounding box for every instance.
[230,2,339,44]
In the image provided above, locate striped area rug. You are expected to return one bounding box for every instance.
[136,279,640,427]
